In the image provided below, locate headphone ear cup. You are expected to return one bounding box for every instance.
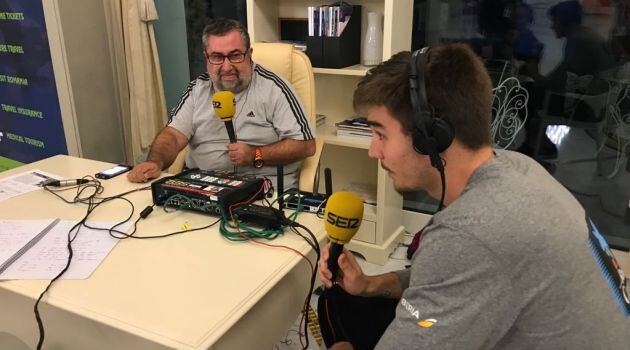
[429,118,454,153]
[412,119,454,155]
[412,127,429,155]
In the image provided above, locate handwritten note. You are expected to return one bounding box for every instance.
[0,220,130,280]
[0,219,55,270]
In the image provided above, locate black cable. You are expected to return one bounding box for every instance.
[289,222,320,350]
[566,186,625,219]
[42,176,104,204]
[290,224,318,349]
[36,180,104,350]
[436,157,446,212]
[290,226,318,255]
[34,181,214,349]
[327,285,353,346]
[35,174,296,348]
[84,214,221,240]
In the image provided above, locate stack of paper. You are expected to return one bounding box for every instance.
[335,117,372,139]
[316,113,326,127]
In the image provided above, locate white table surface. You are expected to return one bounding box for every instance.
[0,155,325,349]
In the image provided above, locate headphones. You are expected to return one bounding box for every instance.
[408,47,454,168]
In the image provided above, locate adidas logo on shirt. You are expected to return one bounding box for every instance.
[246,111,255,118]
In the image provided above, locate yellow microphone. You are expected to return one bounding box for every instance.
[212,91,237,143]
[324,191,364,282]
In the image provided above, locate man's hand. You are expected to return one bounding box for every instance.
[127,161,162,183]
[227,142,255,166]
[318,243,369,296]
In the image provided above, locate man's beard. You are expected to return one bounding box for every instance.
[212,70,252,93]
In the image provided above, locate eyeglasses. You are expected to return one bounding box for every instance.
[206,51,247,65]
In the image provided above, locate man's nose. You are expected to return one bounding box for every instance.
[221,58,234,71]
[368,140,381,159]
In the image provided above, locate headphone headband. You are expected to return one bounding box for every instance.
[414,47,431,116]
[409,47,432,144]
[408,47,454,161]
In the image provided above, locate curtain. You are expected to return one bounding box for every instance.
[104,0,166,163]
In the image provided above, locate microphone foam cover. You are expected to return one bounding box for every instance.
[212,91,236,121]
[324,191,364,244]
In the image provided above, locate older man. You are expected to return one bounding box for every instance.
[128,18,315,189]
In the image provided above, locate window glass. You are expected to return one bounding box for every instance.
[406,0,630,248]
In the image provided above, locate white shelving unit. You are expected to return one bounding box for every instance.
[247,0,413,264]
[313,64,369,76]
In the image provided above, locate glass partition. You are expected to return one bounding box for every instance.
[405,0,630,249]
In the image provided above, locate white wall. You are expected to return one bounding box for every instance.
[46,0,125,163]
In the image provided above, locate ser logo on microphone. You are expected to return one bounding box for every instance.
[326,212,360,229]
[212,101,221,108]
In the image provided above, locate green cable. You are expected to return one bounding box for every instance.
[162,192,310,242]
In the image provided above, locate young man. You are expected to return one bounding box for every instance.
[127,19,315,189]
[318,43,629,349]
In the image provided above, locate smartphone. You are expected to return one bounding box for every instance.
[95,164,132,179]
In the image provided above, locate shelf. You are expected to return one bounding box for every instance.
[317,123,371,149]
[247,0,412,264]
[313,64,370,76]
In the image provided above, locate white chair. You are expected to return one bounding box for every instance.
[250,42,323,192]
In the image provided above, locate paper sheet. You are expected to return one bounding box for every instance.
[0,220,130,280]
[0,219,55,271]
[0,169,61,202]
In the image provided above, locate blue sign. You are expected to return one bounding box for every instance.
[0,0,67,170]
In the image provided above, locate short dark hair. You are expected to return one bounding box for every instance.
[353,43,493,150]
[548,0,582,26]
[202,18,250,51]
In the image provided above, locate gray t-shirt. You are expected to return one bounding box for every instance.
[378,150,629,349]
[167,63,315,189]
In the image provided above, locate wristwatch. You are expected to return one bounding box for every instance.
[253,147,264,168]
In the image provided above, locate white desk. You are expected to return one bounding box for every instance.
[0,155,325,349]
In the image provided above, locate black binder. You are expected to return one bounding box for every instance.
[306,5,362,69]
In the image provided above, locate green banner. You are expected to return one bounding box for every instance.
[0,155,24,171]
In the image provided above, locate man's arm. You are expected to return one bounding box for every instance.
[146,127,189,169]
[259,138,315,165]
[226,138,315,166]
[127,127,188,182]
[362,272,404,299]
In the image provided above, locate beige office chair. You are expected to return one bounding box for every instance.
[168,42,322,192]
[251,42,322,192]
[167,145,189,175]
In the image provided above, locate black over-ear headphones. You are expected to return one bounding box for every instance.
[408,47,454,168]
